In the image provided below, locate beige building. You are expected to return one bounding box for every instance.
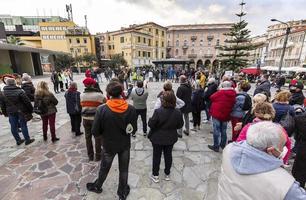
[265,27,306,68]
[267,19,306,39]
[249,34,268,66]
[98,22,167,68]
[166,23,233,69]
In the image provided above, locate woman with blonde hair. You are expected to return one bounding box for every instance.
[34,81,59,142]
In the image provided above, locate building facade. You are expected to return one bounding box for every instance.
[249,34,268,67]
[267,19,306,39]
[166,23,233,68]
[98,22,167,68]
[0,15,65,32]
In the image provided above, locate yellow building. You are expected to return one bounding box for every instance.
[18,36,42,48]
[99,22,167,68]
[38,21,96,57]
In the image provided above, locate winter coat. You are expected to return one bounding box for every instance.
[290,91,305,106]
[210,88,236,121]
[0,85,33,116]
[292,112,306,185]
[203,82,218,107]
[148,107,184,145]
[130,87,148,110]
[51,73,59,83]
[231,92,247,118]
[80,87,105,120]
[21,81,35,102]
[34,93,58,116]
[253,80,271,97]
[65,89,81,115]
[91,99,137,153]
[176,83,192,113]
[272,103,295,123]
[191,88,205,112]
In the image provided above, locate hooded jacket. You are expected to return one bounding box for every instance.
[210,88,236,121]
[130,87,148,110]
[218,142,306,200]
[21,81,35,102]
[91,99,137,153]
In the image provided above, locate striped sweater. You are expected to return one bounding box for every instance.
[80,90,105,120]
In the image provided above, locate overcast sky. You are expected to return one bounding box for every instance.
[1,0,305,36]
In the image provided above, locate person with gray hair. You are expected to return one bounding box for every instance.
[218,121,306,200]
[21,73,35,102]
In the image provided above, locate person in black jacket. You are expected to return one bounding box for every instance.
[0,78,35,145]
[289,82,305,106]
[148,91,184,183]
[87,81,137,200]
[253,74,271,97]
[65,82,83,137]
[51,71,59,94]
[203,77,218,122]
[191,81,205,131]
[21,73,35,102]
[176,75,192,137]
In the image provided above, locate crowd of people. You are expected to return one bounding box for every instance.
[1,65,306,199]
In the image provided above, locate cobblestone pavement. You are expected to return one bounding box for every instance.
[0,74,284,200]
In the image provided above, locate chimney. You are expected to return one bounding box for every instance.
[0,22,6,41]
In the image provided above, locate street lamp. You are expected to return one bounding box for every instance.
[270,19,291,75]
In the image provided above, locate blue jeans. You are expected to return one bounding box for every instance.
[8,113,30,142]
[212,117,228,148]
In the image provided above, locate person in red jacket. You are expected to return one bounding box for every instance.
[208,81,236,152]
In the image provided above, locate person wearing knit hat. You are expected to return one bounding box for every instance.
[83,77,97,87]
[21,73,35,102]
[0,78,35,145]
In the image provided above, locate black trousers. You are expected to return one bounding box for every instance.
[53,82,59,93]
[136,109,147,133]
[152,144,174,176]
[59,81,64,90]
[69,114,81,134]
[95,149,130,196]
[192,111,201,127]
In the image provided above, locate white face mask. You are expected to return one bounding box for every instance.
[277,146,288,160]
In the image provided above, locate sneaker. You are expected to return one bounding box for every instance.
[197,126,201,130]
[51,137,60,143]
[16,139,25,145]
[191,127,197,132]
[143,132,147,137]
[150,175,160,183]
[164,175,170,181]
[86,182,103,194]
[202,119,209,123]
[183,130,189,136]
[25,139,35,145]
[208,145,219,152]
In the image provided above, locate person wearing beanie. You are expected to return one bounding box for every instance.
[87,81,137,200]
[289,81,305,106]
[0,78,35,145]
[21,73,35,102]
[80,78,105,161]
[208,81,236,152]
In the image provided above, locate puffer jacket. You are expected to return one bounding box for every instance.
[272,103,295,123]
[176,83,192,113]
[34,93,58,116]
[253,80,271,97]
[65,89,81,115]
[0,85,33,116]
[231,92,247,118]
[210,88,236,121]
[21,81,35,102]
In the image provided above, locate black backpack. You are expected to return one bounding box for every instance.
[237,93,252,111]
[33,98,48,115]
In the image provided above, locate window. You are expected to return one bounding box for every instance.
[83,38,87,43]
[138,36,141,43]
[48,26,55,31]
[200,40,203,46]
[167,41,170,46]
[148,39,151,46]
[175,49,179,56]
[183,49,187,55]
[162,31,165,36]
[108,45,112,50]
[69,39,72,43]
[148,52,151,58]
[162,52,164,58]
[216,39,220,46]
[120,37,124,43]
[156,41,158,47]
[122,51,124,56]
[112,45,115,50]
[176,40,179,47]
[192,41,195,47]
[184,40,188,46]
[143,51,146,57]
[40,26,47,31]
[156,29,159,35]
[138,51,141,57]
[102,46,104,51]
[77,48,81,53]
[70,48,73,53]
[55,26,62,31]
[76,38,80,43]
[108,36,111,40]
[162,41,164,47]
[144,38,146,43]
[149,28,152,32]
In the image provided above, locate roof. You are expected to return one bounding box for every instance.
[112,30,153,37]
[0,42,68,55]
[268,27,306,40]
[167,23,234,30]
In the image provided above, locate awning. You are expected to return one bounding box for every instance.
[0,43,68,55]
[240,67,261,75]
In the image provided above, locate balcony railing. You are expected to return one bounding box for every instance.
[182,45,188,49]
[188,54,197,58]
[191,36,197,41]
[203,54,214,58]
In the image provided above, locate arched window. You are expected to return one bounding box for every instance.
[184,40,188,46]
[200,40,203,46]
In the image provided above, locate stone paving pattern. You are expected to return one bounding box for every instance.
[0,74,270,200]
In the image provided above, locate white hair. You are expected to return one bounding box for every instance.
[221,81,232,89]
[246,121,283,151]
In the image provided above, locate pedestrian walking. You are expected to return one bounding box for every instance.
[176,75,192,137]
[86,81,137,200]
[65,82,83,137]
[81,77,106,161]
[129,80,149,137]
[208,81,236,152]
[148,91,184,183]
[0,78,35,145]
[34,81,59,142]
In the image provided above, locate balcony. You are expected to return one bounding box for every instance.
[182,45,188,49]
[188,54,197,59]
[207,35,214,41]
[204,54,214,58]
[191,36,197,41]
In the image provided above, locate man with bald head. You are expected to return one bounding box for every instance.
[218,121,306,200]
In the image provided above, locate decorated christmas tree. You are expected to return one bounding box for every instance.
[218,0,253,72]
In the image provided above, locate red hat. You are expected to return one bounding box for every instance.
[83,77,96,87]
[85,69,91,78]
